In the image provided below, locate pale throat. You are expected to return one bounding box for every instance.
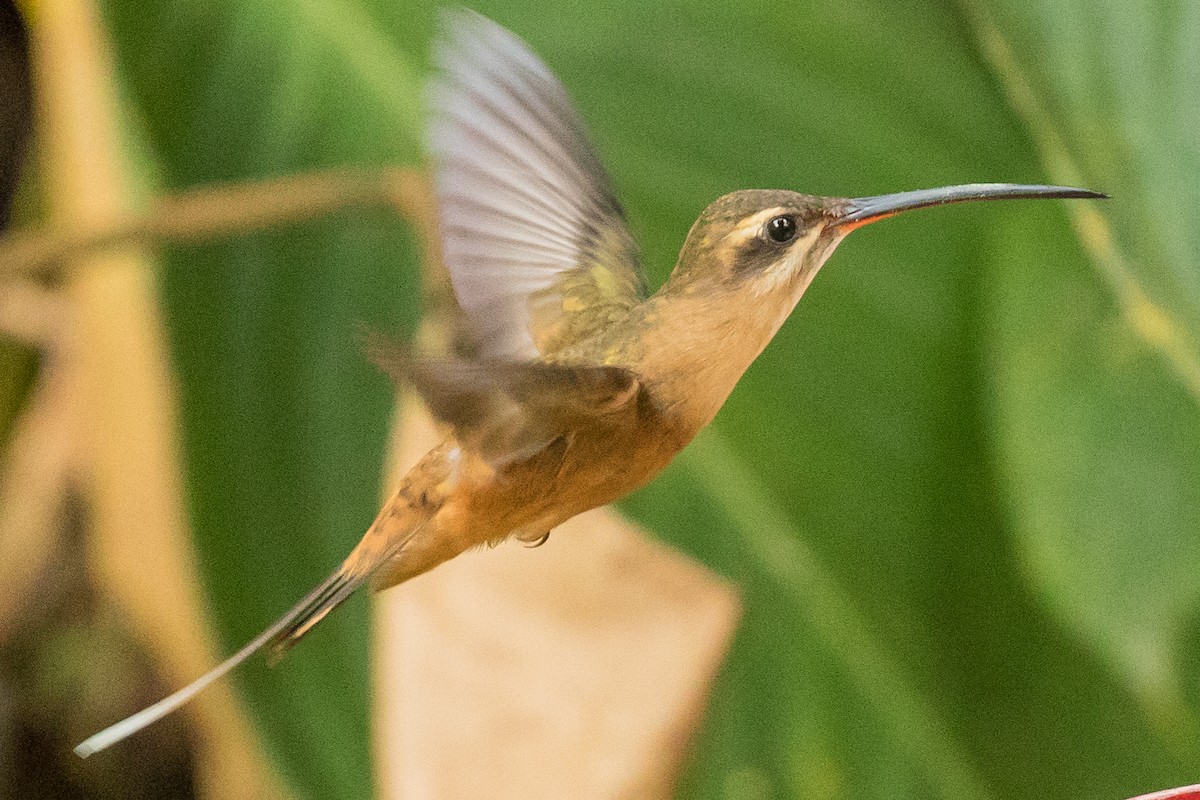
[640,224,846,433]
[741,222,845,349]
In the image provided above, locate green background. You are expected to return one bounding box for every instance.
[88,0,1200,797]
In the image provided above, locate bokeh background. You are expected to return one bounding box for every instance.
[2,0,1198,798]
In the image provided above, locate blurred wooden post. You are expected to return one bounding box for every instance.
[28,0,285,796]
[373,403,741,799]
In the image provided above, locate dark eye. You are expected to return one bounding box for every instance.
[765,215,798,243]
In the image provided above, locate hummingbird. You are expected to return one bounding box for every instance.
[76,9,1105,757]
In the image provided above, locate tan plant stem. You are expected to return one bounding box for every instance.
[0,166,429,278]
[28,0,287,795]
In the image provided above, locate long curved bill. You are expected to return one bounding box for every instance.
[835,183,1108,231]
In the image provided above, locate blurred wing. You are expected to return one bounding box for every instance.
[429,10,646,360]
[368,336,642,468]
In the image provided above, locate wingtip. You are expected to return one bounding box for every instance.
[434,6,499,50]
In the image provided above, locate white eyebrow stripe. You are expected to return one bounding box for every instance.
[729,207,792,244]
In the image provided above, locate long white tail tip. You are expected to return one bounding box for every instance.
[74,666,224,758]
[75,570,352,757]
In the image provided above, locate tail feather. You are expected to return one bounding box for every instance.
[74,569,364,759]
[264,571,362,664]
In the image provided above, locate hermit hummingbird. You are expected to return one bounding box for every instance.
[76,9,1105,757]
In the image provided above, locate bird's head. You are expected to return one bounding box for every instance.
[667,183,1105,304]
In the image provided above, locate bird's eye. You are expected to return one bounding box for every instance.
[765,215,798,243]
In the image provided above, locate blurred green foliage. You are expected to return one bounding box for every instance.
[90,0,1200,798]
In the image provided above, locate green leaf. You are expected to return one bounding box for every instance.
[985,203,1200,745]
[0,342,37,450]
[99,1,431,797]
[960,0,1200,750]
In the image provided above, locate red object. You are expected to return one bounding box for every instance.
[1127,786,1200,800]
